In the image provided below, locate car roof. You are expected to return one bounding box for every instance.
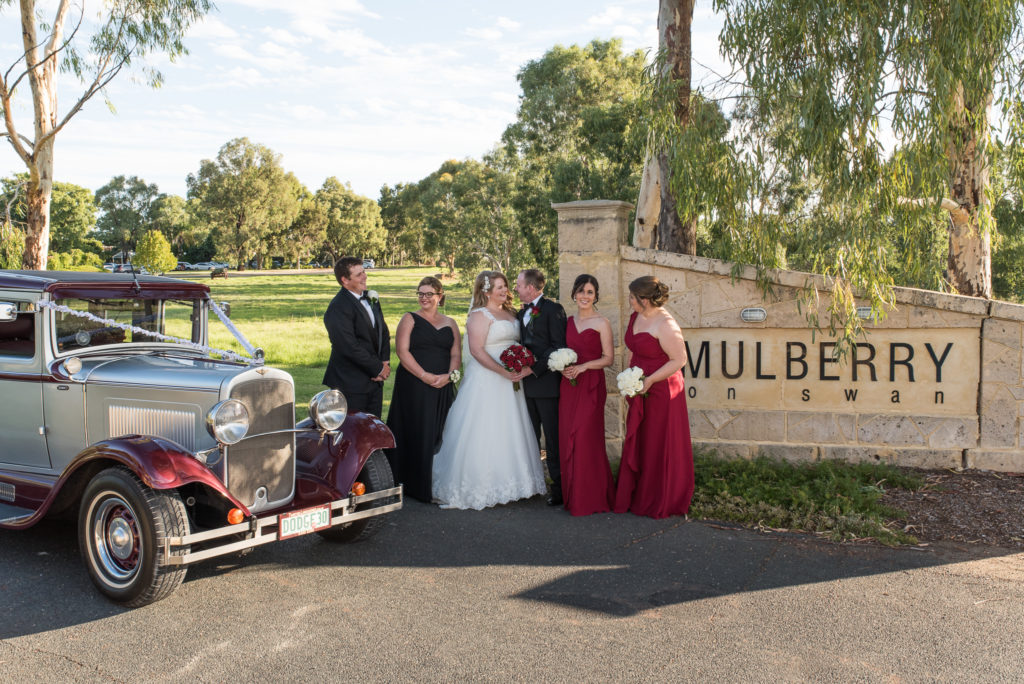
[0,270,211,299]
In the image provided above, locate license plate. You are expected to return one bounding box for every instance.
[278,504,332,540]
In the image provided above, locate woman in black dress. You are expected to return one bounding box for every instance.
[385,277,461,502]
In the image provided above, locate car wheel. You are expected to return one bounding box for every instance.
[78,467,189,607]
[318,450,394,543]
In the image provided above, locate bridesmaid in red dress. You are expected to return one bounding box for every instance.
[613,275,694,519]
[558,274,615,515]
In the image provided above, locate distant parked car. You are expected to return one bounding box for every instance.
[362,259,375,269]
[175,261,192,271]
[192,262,216,270]
[102,263,115,272]
[112,264,148,274]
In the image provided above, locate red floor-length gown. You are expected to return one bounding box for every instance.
[613,312,694,518]
[558,317,614,515]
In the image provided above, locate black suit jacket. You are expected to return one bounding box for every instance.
[519,297,567,399]
[322,288,391,395]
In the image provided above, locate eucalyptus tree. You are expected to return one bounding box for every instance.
[94,175,160,255]
[711,0,1024,311]
[0,0,211,268]
[1,174,97,254]
[186,138,301,270]
[316,177,385,263]
[501,39,647,282]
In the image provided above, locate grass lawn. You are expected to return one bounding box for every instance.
[186,267,474,417]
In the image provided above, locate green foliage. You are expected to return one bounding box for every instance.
[0,220,24,268]
[135,229,177,273]
[500,39,648,289]
[316,177,385,262]
[699,0,1024,352]
[0,175,97,253]
[692,452,924,545]
[186,138,303,269]
[47,249,103,271]
[94,175,160,252]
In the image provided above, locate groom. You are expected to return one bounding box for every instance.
[322,256,391,417]
[515,268,568,506]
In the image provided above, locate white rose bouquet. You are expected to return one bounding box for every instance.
[616,366,647,397]
[449,368,462,384]
[547,347,579,385]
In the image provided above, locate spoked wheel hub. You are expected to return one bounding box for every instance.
[91,495,142,583]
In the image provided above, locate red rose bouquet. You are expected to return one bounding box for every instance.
[500,343,535,391]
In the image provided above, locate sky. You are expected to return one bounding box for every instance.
[0,1,727,201]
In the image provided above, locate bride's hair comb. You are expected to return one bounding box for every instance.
[482,274,491,292]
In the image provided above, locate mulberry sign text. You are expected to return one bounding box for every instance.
[682,328,979,416]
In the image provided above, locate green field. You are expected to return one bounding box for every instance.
[191,267,473,417]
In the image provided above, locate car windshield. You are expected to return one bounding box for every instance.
[53,297,202,353]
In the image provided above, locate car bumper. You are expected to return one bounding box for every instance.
[160,486,403,566]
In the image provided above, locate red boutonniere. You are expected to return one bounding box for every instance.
[526,303,540,317]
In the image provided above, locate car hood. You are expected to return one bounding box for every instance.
[74,352,250,392]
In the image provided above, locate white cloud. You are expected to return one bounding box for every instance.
[496,17,521,31]
[465,27,503,42]
[220,0,380,21]
[190,16,240,40]
[259,28,308,46]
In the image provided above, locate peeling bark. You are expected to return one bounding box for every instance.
[945,89,992,298]
[634,0,696,255]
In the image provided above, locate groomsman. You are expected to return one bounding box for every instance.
[323,256,391,416]
[515,268,568,506]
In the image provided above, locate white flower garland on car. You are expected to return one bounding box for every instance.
[36,299,262,365]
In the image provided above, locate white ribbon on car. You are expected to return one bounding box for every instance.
[35,299,262,365]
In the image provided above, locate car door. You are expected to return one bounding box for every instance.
[0,296,49,469]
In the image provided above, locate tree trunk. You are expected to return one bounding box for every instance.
[946,90,992,298]
[23,145,53,269]
[17,0,63,270]
[634,0,696,255]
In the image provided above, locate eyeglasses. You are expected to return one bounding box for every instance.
[416,291,440,299]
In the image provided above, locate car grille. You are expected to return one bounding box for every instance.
[225,378,295,511]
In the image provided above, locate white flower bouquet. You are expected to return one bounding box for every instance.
[547,347,579,385]
[449,368,462,384]
[616,366,646,397]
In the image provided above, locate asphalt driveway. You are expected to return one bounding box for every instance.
[2,497,1022,682]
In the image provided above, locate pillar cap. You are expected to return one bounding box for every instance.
[551,199,634,212]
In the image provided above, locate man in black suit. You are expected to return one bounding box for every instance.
[323,257,391,416]
[515,268,568,506]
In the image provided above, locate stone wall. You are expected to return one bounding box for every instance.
[554,199,1024,472]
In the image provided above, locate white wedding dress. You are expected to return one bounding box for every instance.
[431,308,547,510]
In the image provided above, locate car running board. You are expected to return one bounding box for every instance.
[0,502,34,525]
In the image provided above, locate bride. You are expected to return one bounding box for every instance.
[432,270,547,509]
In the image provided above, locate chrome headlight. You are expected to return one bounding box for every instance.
[205,399,250,445]
[309,389,347,431]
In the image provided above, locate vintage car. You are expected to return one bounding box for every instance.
[0,271,401,607]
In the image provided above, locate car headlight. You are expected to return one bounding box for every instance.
[309,389,347,431]
[206,399,250,445]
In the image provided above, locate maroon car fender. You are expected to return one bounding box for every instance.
[293,412,395,507]
[0,436,250,530]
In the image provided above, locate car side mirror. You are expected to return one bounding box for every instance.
[0,302,17,322]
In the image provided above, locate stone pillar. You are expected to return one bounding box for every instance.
[553,199,633,463]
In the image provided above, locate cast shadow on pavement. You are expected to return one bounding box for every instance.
[2,497,1020,638]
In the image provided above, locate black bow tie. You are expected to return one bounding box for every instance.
[360,293,369,301]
